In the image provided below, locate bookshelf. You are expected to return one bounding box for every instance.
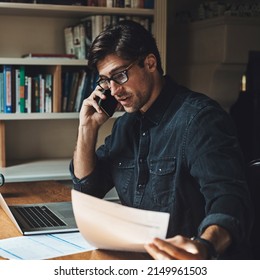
[0,1,167,182]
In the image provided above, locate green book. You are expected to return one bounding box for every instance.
[19,66,25,113]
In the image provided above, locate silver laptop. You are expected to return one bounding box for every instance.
[0,193,78,235]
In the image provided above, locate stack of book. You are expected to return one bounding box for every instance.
[0,65,53,114]
[86,0,154,8]
[64,15,153,59]
[61,69,98,113]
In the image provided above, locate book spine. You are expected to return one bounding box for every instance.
[98,0,106,6]
[15,68,20,113]
[62,71,72,112]
[114,0,124,7]
[0,72,4,113]
[131,0,140,8]
[64,26,75,56]
[45,74,53,113]
[87,0,97,6]
[39,74,45,113]
[125,0,131,7]
[67,72,80,112]
[73,24,86,59]
[19,66,25,113]
[144,0,154,9]
[33,76,40,113]
[106,0,113,7]
[3,65,12,113]
[24,76,28,113]
[25,76,32,113]
[74,70,87,112]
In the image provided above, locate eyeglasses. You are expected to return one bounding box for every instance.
[97,61,135,90]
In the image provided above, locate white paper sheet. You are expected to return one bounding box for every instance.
[71,189,170,252]
[0,232,94,260]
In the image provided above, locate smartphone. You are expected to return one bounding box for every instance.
[98,89,118,117]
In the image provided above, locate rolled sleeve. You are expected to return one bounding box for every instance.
[69,160,106,198]
[198,213,242,245]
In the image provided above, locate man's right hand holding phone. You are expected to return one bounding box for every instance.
[79,87,114,129]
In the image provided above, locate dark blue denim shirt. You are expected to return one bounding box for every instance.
[70,76,253,259]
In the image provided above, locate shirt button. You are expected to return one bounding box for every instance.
[139,158,143,163]
[142,132,146,136]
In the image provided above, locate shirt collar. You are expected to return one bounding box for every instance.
[137,75,176,125]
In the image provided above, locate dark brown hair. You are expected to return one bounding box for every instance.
[87,20,163,75]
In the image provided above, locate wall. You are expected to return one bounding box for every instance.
[168,1,260,111]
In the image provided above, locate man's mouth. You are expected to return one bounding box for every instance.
[118,96,130,106]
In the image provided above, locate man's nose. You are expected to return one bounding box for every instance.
[110,81,122,96]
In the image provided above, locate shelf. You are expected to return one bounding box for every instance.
[0,112,78,120]
[0,58,87,66]
[0,111,123,120]
[0,3,154,18]
[0,159,71,183]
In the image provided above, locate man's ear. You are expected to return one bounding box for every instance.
[145,54,157,71]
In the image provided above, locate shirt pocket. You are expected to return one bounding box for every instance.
[149,157,176,207]
[112,159,135,202]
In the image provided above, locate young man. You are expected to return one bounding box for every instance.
[70,20,252,259]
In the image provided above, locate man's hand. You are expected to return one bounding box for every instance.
[144,225,231,260]
[144,235,208,260]
[79,86,109,129]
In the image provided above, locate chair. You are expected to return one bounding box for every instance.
[0,173,4,187]
[247,159,260,259]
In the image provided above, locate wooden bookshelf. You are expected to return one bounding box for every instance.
[0,1,167,182]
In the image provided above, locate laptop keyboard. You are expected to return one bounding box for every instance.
[14,205,66,228]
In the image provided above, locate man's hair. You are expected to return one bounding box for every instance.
[87,20,163,75]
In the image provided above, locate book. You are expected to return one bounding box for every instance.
[24,76,32,113]
[39,74,45,113]
[74,70,87,112]
[83,17,93,55]
[73,24,86,59]
[3,65,12,113]
[22,53,76,59]
[62,71,73,112]
[144,0,154,9]
[19,66,25,113]
[78,74,91,112]
[45,74,53,113]
[67,72,80,112]
[0,72,4,113]
[33,76,40,113]
[64,26,76,56]
[15,68,20,113]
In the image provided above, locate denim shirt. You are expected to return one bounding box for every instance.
[70,76,253,259]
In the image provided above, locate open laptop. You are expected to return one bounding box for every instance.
[0,193,78,235]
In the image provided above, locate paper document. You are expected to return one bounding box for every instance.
[0,232,94,260]
[71,189,170,252]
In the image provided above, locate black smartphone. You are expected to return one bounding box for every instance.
[98,89,118,117]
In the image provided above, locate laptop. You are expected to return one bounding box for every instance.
[0,193,78,235]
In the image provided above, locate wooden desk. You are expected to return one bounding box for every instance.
[0,181,150,260]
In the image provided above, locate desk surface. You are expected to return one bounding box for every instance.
[0,181,150,260]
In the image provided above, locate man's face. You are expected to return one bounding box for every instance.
[97,54,158,113]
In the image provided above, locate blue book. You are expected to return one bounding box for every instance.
[0,72,4,113]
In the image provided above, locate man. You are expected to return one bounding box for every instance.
[70,20,252,259]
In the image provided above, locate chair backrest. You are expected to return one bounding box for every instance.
[247,159,260,259]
